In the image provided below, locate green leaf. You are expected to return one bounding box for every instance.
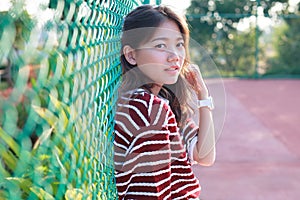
[0,160,10,178]
[6,177,32,194]
[65,188,84,200]
[0,145,18,172]
[49,95,70,132]
[32,105,58,127]
[33,95,71,133]
[30,186,55,200]
[49,95,69,114]
[33,127,54,149]
[0,127,20,157]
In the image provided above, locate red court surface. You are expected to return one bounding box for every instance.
[193,79,300,200]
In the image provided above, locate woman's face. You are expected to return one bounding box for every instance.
[133,19,186,87]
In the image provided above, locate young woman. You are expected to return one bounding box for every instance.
[114,5,216,200]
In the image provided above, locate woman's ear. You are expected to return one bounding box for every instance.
[123,45,137,65]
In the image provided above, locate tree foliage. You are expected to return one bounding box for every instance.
[185,0,296,77]
[266,5,300,75]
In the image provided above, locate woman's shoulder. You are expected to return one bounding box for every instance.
[119,88,169,109]
[117,89,171,127]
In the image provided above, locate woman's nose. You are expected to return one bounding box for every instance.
[167,49,180,62]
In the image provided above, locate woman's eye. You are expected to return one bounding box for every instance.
[155,44,166,48]
[177,42,185,47]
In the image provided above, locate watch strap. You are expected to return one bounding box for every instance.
[197,96,214,110]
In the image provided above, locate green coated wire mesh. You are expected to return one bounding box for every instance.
[0,0,142,199]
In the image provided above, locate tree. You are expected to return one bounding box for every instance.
[186,0,289,77]
[265,3,300,76]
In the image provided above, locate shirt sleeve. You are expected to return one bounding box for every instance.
[188,136,198,165]
[181,118,199,165]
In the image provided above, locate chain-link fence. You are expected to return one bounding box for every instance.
[0,0,144,199]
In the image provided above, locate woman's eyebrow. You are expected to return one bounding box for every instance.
[150,36,184,42]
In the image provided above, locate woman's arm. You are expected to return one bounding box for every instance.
[193,103,216,166]
[185,64,216,166]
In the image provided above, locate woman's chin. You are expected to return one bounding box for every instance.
[164,78,179,85]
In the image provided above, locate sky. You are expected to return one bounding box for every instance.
[160,0,191,14]
[160,0,300,14]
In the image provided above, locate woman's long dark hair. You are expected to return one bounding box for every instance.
[120,5,193,127]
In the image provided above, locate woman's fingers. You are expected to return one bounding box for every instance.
[185,64,209,98]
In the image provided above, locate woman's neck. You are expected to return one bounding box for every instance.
[150,85,162,96]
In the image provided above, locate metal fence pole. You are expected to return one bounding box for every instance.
[254,0,260,78]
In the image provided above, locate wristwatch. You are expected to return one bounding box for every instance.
[197,96,214,110]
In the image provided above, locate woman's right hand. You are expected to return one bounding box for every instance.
[185,64,209,99]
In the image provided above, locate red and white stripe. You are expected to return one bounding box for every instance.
[114,89,201,200]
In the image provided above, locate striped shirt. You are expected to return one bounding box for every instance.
[114,89,201,200]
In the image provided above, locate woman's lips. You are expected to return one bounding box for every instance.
[165,65,180,75]
[165,65,180,71]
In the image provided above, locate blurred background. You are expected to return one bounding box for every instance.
[160,0,300,78]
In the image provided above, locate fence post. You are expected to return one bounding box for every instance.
[254,0,260,79]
